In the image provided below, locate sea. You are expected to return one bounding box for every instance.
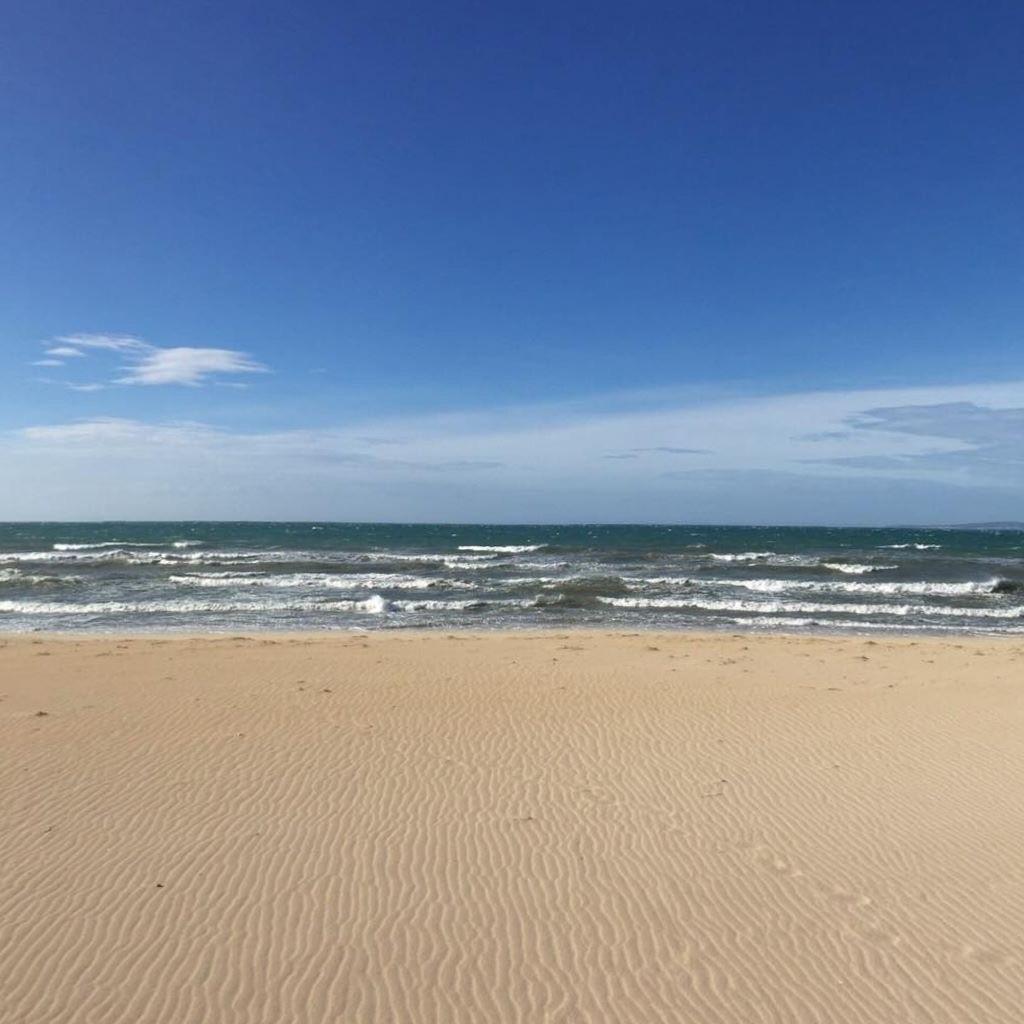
[1,522,1022,635]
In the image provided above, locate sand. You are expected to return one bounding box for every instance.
[1,630,1023,1024]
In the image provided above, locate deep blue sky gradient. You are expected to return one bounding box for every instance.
[1,2,1023,521]
[3,1,1023,422]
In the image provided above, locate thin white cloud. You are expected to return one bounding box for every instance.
[55,334,148,352]
[6,379,1024,521]
[38,334,269,387]
[32,358,65,367]
[12,377,1024,475]
[115,346,267,386]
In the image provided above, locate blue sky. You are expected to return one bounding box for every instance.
[2,1,1022,522]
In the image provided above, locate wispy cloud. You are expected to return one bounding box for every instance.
[631,446,712,455]
[603,446,713,458]
[797,430,851,442]
[36,334,269,387]
[356,436,405,446]
[115,346,267,386]
[17,417,503,473]
[54,334,148,353]
[806,402,1024,475]
[5,379,1024,521]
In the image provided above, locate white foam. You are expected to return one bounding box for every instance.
[721,578,1001,598]
[881,543,942,550]
[442,557,505,570]
[730,616,1024,634]
[154,550,265,565]
[503,576,566,586]
[168,570,264,580]
[457,544,545,553]
[626,576,694,586]
[709,551,776,562]
[0,593,539,617]
[1,548,258,565]
[502,574,619,588]
[2,551,99,563]
[169,572,474,591]
[327,595,535,613]
[52,539,203,552]
[596,595,1023,619]
[708,552,820,567]
[0,546,546,572]
[342,595,388,614]
[821,563,898,574]
[390,598,486,611]
[0,568,77,586]
[379,552,497,570]
[52,541,153,551]
[0,596,390,616]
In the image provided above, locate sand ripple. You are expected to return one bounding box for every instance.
[2,632,1023,1023]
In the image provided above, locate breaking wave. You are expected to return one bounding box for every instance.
[457,544,546,553]
[169,571,476,591]
[596,595,1024,619]
[820,562,898,574]
[0,595,542,617]
[1,523,1020,634]
[717,578,1014,597]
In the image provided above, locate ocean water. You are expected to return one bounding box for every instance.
[1,522,1022,635]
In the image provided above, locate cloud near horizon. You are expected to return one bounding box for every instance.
[5,377,1024,522]
[32,334,268,387]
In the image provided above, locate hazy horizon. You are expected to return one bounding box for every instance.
[2,517,1022,530]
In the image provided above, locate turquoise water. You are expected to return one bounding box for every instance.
[1,522,1022,634]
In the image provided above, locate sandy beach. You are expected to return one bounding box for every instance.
[2,630,1023,1023]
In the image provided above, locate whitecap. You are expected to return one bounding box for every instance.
[708,552,820,567]
[821,563,898,574]
[595,595,1023,619]
[720,578,1003,598]
[457,544,545,553]
[169,571,475,591]
[709,551,776,562]
[52,541,153,551]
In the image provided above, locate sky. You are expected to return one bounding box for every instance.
[1,0,1022,523]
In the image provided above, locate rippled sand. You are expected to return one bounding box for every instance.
[2,631,1023,1023]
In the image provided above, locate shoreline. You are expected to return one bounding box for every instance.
[3,622,1023,642]
[4,630,1023,1022]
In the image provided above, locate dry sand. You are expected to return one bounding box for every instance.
[1,630,1023,1024]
